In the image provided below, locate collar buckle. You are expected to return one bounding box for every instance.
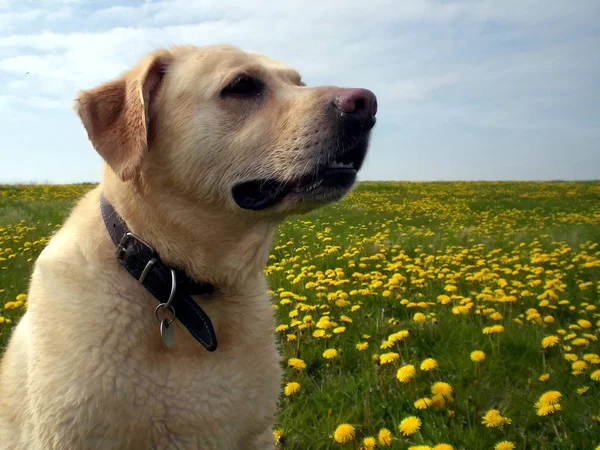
[115,231,155,260]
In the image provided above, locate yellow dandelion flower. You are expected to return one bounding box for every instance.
[483,325,505,334]
[273,429,283,444]
[284,382,301,396]
[481,409,512,428]
[538,373,550,382]
[494,442,516,450]
[356,342,369,351]
[390,330,411,342]
[420,358,438,371]
[414,397,432,410]
[313,329,326,338]
[408,446,431,450]
[452,305,472,315]
[288,358,306,370]
[541,335,559,348]
[536,403,561,416]
[572,360,587,372]
[380,352,400,365]
[3,301,23,310]
[399,416,421,436]
[591,369,600,381]
[362,436,376,450]
[323,349,339,359]
[538,390,561,405]
[433,445,453,450]
[430,393,447,409]
[470,350,486,362]
[377,428,392,446]
[431,382,453,397]
[397,365,416,383]
[577,386,589,395]
[413,312,426,322]
[437,294,451,304]
[572,338,589,347]
[333,423,355,444]
[380,340,394,349]
[333,326,346,334]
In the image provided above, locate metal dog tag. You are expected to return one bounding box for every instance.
[160,319,175,348]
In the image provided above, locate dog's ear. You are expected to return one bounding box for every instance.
[73,50,172,181]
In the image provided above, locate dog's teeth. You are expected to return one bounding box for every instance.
[304,179,323,192]
[328,161,354,169]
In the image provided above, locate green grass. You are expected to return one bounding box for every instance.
[1,182,599,450]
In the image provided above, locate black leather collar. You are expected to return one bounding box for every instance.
[100,193,217,351]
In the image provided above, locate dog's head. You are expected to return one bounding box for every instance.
[74,45,377,217]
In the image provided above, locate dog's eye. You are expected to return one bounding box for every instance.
[221,75,263,98]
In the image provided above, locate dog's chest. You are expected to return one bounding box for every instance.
[94,329,281,449]
[30,245,282,449]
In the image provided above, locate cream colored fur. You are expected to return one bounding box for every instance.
[0,44,364,449]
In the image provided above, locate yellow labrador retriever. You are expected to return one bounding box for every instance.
[0,44,377,449]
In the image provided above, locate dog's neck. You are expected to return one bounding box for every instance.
[101,174,279,289]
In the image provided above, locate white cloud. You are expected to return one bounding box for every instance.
[46,7,73,21]
[0,10,44,31]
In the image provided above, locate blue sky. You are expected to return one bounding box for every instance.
[1,0,599,183]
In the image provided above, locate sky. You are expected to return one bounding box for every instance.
[0,0,599,183]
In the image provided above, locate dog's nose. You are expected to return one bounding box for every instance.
[333,88,378,122]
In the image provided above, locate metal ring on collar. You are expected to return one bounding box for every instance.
[155,303,176,325]
[154,269,177,325]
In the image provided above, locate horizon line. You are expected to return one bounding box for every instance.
[1,179,599,185]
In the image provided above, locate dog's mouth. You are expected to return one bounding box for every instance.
[232,139,368,211]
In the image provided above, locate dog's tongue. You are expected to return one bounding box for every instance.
[232,179,289,210]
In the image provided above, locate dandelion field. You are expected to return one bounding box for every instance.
[1,182,599,449]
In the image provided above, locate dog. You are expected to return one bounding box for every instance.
[0,44,377,449]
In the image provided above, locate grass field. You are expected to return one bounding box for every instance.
[1,181,599,450]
